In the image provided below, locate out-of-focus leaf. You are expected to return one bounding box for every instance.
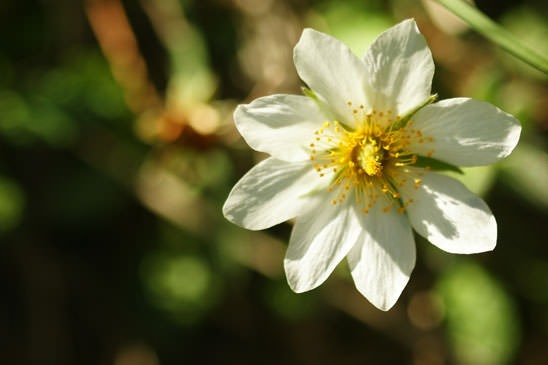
[0,176,24,234]
[498,142,548,211]
[263,280,319,321]
[309,2,393,56]
[167,25,218,107]
[434,0,548,74]
[500,7,548,80]
[443,165,496,197]
[140,252,219,325]
[0,90,76,147]
[37,51,130,120]
[437,261,520,365]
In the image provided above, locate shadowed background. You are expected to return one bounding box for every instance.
[0,0,547,364]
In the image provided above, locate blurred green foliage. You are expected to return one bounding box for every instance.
[0,0,547,364]
[0,176,24,234]
[437,261,520,364]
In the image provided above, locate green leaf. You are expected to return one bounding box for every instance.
[414,155,464,174]
[434,0,548,74]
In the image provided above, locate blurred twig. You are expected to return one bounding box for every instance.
[85,0,162,114]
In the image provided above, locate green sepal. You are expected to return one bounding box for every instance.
[302,87,318,100]
[414,155,464,174]
[391,94,438,130]
[302,87,354,132]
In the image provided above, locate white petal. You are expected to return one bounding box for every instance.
[347,203,415,311]
[234,94,326,162]
[284,193,361,292]
[408,98,521,166]
[363,19,434,115]
[223,158,318,230]
[293,28,369,125]
[400,171,497,254]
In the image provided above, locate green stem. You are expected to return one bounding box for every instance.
[434,0,548,74]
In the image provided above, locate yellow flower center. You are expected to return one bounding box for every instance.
[309,102,436,214]
[355,139,384,176]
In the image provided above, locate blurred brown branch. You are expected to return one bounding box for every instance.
[85,0,161,114]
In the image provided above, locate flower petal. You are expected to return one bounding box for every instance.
[363,19,434,115]
[223,158,318,230]
[400,170,497,254]
[234,94,327,162]
[408,98,521,166]
[284,193,361,292]
[347,203,415,311]
[293,28,369,125]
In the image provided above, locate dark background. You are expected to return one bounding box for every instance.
[0,0,547,364]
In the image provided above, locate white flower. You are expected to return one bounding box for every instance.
[223,19,521,310]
